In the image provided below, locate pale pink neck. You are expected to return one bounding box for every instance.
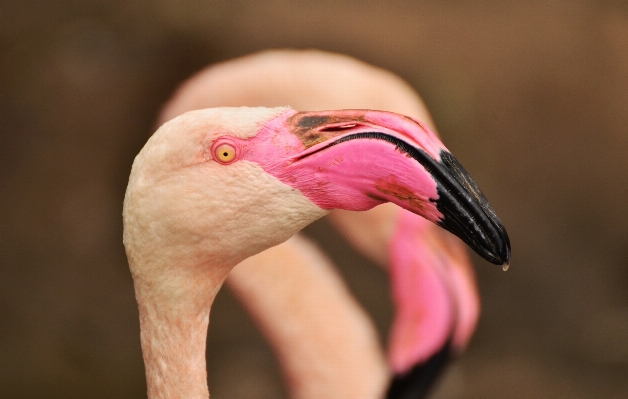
[133,265,230,399]
[139,303,210,398]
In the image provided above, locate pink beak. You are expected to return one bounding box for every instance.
[239,109,510,266]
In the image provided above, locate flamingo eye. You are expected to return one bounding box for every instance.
[214,143,236,164]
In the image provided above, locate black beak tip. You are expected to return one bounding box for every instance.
[499,232,511,266]
[467,214,511,267]
[433,150,512,269]
[484,218,511,266]
[488,228,511,267]
[434,201,511,268]
[474,239,510,268]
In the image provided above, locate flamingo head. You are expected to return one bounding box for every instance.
[123,106,509,282]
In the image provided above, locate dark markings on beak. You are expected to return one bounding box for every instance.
[386,341,452,399]
[310,132,511,265]
[294,114,333,130]
[289,113,369,148]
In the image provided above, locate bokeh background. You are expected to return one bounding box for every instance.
[2,1,627,398]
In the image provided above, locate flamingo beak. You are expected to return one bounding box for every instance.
[290,110,510,266]
[245,109,511,266]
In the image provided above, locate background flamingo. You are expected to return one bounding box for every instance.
[159,49,483,399]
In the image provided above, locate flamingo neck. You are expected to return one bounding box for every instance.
[133,262,230,399]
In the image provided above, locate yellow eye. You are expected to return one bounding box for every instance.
[214,143,236,163]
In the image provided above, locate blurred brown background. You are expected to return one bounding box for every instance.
[2,1,627,398]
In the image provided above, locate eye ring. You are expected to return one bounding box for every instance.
[213,142,237,164]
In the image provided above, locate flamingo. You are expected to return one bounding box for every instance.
[124,51,510,399]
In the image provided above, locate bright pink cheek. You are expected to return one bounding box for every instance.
[281,140,441,213]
